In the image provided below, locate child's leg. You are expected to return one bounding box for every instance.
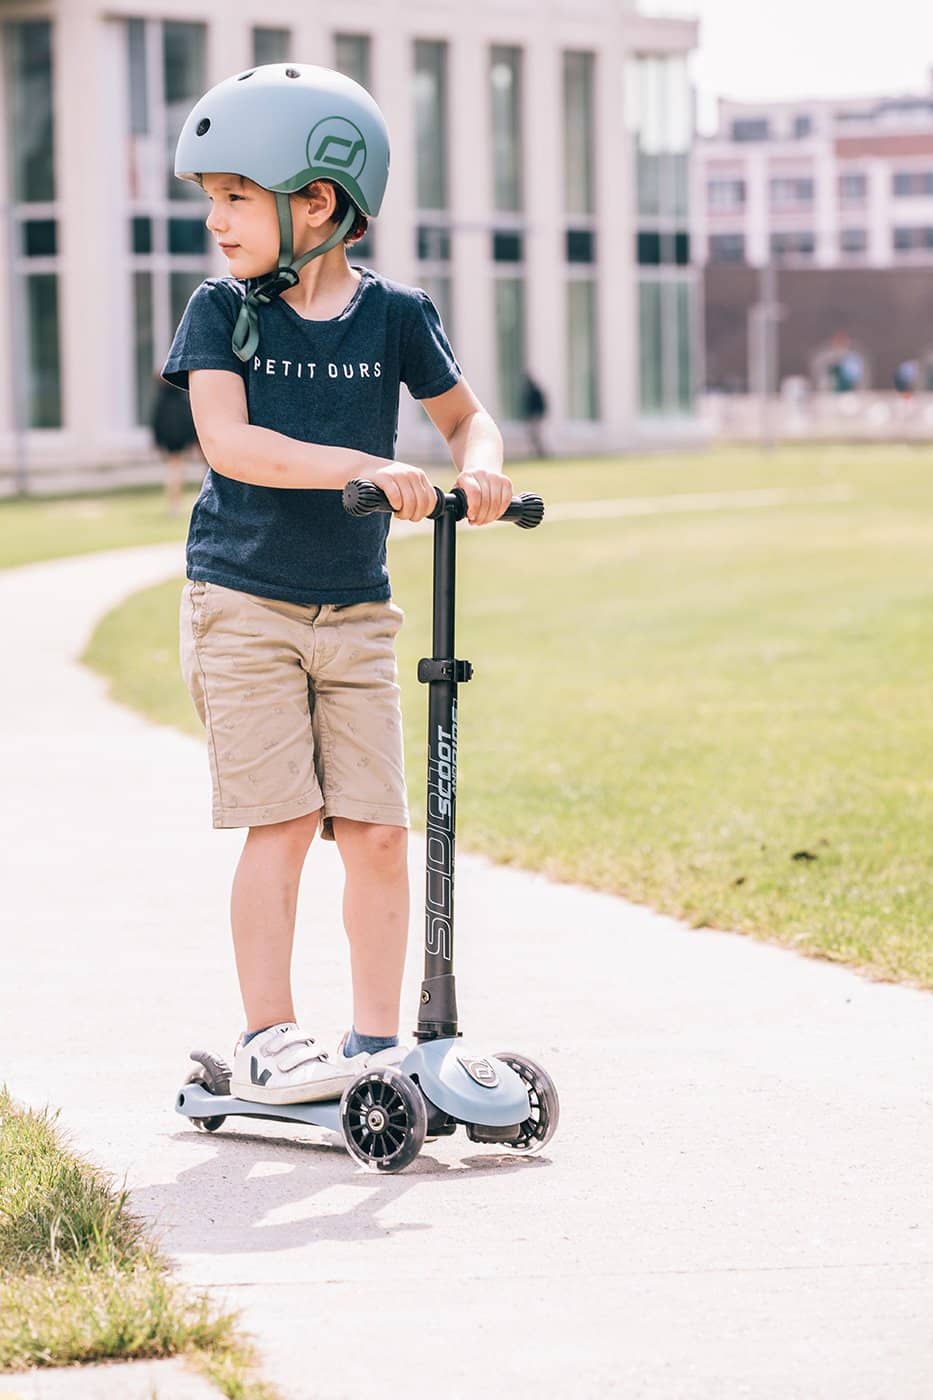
[231,809,320,1031]
[331,818,409,1037]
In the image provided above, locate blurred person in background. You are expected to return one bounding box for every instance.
[893,358,919,399]
[151,373,199,516]
[521,372,549,458]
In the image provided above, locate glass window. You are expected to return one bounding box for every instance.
[26,275,62,428]
[132,216,152,254]
[490,47,523,213]
[627,52,695,420]
[23,220,57,257]
[494,278,526,420]
[133,271,155,428]
[335,34,372,92]
[4,20,55,201]
[730,118,770,142]
[707,179,745,209]
[253,28,290,65]
[625,54,690,220]
[163,22,206,201]
[793,114,812,139]
[770,230,815,261]
[168,219,207,255]
[675,282,693,412]
[414,41,448,211]
[770,177,814,207]
[892,170,933,197]
[492,231,523,262]
[566,229,596,263]
[638,282,663,415]
[417,225,451,261]
[839,172,867,201]
[563,52,595,215]
[840,228,867,254]
[893,226,933,251]
[709,233,745,264]
[128,18,148,136]
[638,281,693,416]
[566,280,598,420]
[4,19,62,430]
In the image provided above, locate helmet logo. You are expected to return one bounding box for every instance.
[307,117,367,178]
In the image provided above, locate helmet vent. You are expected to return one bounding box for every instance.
[196,118,210,136]
[285,68,300,79]
[237,70,255,82]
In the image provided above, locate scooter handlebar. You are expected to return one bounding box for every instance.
[342,479,544,529]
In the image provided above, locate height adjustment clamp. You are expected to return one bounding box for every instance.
[417,658,473,684]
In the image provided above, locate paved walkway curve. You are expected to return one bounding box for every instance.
[0,541,931,1400]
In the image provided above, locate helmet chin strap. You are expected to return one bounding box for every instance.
[232,194,357,362]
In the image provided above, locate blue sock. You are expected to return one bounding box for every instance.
[242,1023,277,1046]
[343,1028,399,1058]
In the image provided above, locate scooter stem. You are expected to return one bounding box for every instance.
[415,487,471,1040]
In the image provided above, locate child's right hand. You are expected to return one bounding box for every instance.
[368,463,438,521]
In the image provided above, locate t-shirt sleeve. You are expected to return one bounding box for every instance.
[161,280,246,392]
[401,289,462,399]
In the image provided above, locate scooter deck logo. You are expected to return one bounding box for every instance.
[458,1055,499,1088]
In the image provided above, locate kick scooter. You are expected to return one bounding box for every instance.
[175,481,559,1172]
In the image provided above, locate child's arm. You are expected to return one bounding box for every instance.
[189,369,436,519]
[419,379,513,526]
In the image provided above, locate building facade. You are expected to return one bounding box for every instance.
[695,74,933,270]
[0,0,699,491]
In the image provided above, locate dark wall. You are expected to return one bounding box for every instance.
[704,265,933,391]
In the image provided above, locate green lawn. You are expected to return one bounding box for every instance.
[71,445,933,989]
[0,1087,279,1395]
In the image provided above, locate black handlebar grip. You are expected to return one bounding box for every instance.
[502,493,545,529]
[342,479,396,515]
[342,479,544,529]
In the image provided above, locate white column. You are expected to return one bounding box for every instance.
[745,151,768,266]
[867,158,890,266]
[815,145,837,266]
[448,31,495,412]
[524,39,565,442]
[598,30,633,446]
[56,3,126,463]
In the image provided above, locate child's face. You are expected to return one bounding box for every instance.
[202,173,332,277]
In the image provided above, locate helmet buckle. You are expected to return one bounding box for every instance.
[251,267,300,304]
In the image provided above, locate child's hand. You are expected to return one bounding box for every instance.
[454,469,514,525]
[369,463,438,521]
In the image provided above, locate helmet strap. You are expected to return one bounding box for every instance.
[231,195,357,362]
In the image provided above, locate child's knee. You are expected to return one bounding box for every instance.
[338,820,407,869]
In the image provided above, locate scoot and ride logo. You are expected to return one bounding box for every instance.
[425,704,457,963]
[307,116,367,180]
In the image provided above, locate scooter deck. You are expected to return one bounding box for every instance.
[177,1081,343,1131]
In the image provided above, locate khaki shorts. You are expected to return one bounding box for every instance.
[179,580,409,839]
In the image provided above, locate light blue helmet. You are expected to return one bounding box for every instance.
[174,64,391,360]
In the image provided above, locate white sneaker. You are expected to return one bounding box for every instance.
[231,1022,358,1105]
[336,1031,409,1074]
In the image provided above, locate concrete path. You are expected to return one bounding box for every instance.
[1,543,932,1400]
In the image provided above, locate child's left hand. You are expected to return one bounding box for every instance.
[454,469,514,525]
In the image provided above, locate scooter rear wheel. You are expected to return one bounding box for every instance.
[494,1052,559,1153]
[340,1068,427,1173]
[184,1050,232,1133]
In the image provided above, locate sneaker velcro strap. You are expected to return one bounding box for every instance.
[271,1031,330,1073]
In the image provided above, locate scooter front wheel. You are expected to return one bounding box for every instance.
[494,1052,560,1153]
[340,1068,427,1173]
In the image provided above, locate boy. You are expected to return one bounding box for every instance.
[162,63,511,1105]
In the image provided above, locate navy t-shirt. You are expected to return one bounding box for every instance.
[161,267,461,604]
